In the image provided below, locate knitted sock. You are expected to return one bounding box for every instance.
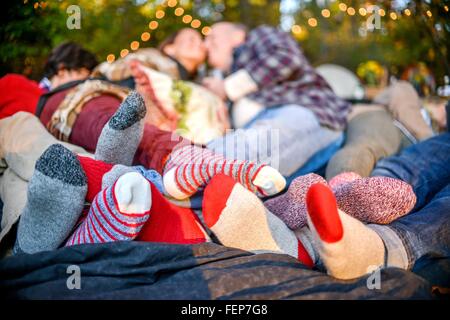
[95,91,146,166]
[264,173,327,230]
[163,145,286,200]
[202,174,315,267]
[14,144,87,254]
[306,183,385,280]
[328,172,361,190]
[66,171,151,245]
[333,175,416,224]
[137,183,209,244]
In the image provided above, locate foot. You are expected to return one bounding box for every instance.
[95,91,146,166]
[66,171,152,245]
[15,144,87,254]
[202,174,315,266]
[264,173,327,230]
[332,174,416,224]
[306,183,385,280]
[163,145,286,200]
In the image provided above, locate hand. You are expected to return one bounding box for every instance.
[202,77,227,100]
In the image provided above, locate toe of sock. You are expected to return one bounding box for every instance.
[109,91,146,130]
[306,183,343,243]
[36,144,86,186]
[202,174,237,228]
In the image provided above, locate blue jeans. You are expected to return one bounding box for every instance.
[207,105,343,177]
[369,133,450,270]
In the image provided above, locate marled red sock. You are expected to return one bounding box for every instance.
[77,156,114,203]
[137,183,209,244]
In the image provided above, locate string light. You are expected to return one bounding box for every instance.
[201,26,211,36]
[347,7,356,16]
[378,8,386,16]
[167,0,177,8]
[106,54,115,63]
[338,3,347,12]
[120,49,129,58]
[156,10,165,19]
[404,9,411,16]
[149,20,159,30]
[291,24,302,34]
[358,8,367,16]
[191,19,201,28]
[390,12,397,20]
[182,15,193,24]
[444,5,449,12]
[321,9,330,18]
[130,41,140,51]
[308,18,317,27]
[426,10,432,18]
[174,7,184,16]
[141,32,151,42]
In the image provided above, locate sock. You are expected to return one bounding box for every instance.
[14,144,87,254]
[163,145,286,200]
[77,155,114,203]
[137,183,209,244]
[264,173,327,230]
[66,171,151,245]
[306,183,385,280]
[333,175,416,224]
[101,164,136,190]
[95,91,146,166]
[202,174,315,267]
[328,172,362,190]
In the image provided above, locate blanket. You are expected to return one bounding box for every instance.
[0,241,437,299]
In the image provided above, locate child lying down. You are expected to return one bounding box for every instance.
[13,91,417,280]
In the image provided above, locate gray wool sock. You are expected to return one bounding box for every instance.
[95,91,146,166]
[101,164,136,190]
[14,144,87,254]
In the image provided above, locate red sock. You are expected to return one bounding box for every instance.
[77,156,114,203]
[137,183,209,244]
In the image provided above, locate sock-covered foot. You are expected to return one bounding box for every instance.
[264,173,327,230]
[14,144,87,254]
[328,172,362,190]
[202,174,315,267]
[66,171,151,245]
[163,145,286,200]
[306,183,385,279]
[333,175,416,224]
[137,182,209,244]
[95,91,146,166]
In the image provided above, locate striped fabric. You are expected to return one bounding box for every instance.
[165,145,267,197]
[65,180,151,246]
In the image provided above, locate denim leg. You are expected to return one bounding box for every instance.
[207,105,342,177]
[370,183,450,269]
[371,132,450,212]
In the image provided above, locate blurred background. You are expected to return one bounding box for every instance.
[1,0,449,96]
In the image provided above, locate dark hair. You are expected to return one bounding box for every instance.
[158,28,197,53]
[44,42,98,79]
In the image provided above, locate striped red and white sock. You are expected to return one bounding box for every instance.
[163,145,286,200]
[202,174,316,267]
[65,172,152,245]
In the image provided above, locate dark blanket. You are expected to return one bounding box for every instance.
[0,241,436,299]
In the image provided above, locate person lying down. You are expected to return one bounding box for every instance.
[13,91,419,281]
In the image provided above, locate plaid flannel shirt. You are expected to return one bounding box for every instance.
[230,25,351,130]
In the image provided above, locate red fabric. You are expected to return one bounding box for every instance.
[0,74,43,119]
[40,89,121,153]
[77,156,114,203]
[297,239,314,268]
[137,183,207,244]
[306,183,343,243]
[202,174,237,229]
